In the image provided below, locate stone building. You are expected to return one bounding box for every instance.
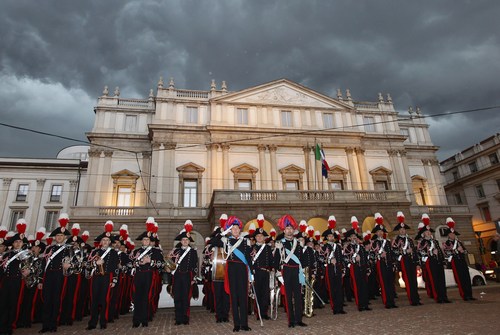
[62,78,478,261]
[441,133,500,264]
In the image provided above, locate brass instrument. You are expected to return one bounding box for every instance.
[95,256,105,276]
[86,253,105,278]
[62,245,75,276]
[164,256,177,272]
[18,250,42,288]
[269,270,280,320]
[211,246,226,282]
[303,267,315,318]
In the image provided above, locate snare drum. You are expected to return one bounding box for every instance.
[211,246,226,282]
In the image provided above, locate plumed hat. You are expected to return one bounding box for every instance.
[49,213,71,236]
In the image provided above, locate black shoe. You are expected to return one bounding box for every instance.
[223,318,229,323]
[100,325,107,329]
[183,321,189,325]
[85,326,96,330]
[175,321,182,325]
[233,326,240,332]
[469,297,477,301]
[241,326,251,331]
[39,329,50,334]
[216,319,222,323]
[132,323,140,328]
[262,315,270,320]
[443,299,452,303]
[288,323,295,328]
[364,307,372,311]
[296,322,307,327]
[142,322,148,327]
[392,305,398,308]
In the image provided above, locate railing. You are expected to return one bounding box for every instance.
[214,190,408,203]
[409,205,470,215]
[99,207,135,216]
[117,98,152,108]
[354,102,379,109]
[176,89,209,99]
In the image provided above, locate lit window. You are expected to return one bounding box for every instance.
[236,108,248,125]
[50,185,63,202]
[281,111,293,127]
[117,186,132,206]
[237,180,252,190]
[323,113,334,129]
[185,107,198,124]
[285,181,298,190]
[183,180,197,207]
[16,184,29,202]
[363,116,375,132]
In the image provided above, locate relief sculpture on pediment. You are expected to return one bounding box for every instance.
[242,87,329,108]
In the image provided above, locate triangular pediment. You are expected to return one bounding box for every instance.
[369,166,392,176]
[279,164,305,174]
[329,165,349,175]
[231,163,258,174]
[212,79,352,110]
[111,169,139,179]
[176,162,205,173]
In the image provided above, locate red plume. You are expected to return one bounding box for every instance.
[422,214,430,226]
[397,211,405,223]
[36,231,45,241]
[257,214,265,228]
[315,231,321,241]
[104,220,114,233]
[16,219,27,234]
[219,214,228,228]
[93,241,100,248]
[184,220,193,233]
[446,217,455,229]
[146,217,155,232]
[328,215,336,229]
[58,213,69,228]
[0,226,7,239]
[46,237,53,245]
[71,223,80,237]
[81,234,89,243]
[269,228,276,237]
[351,216,359,232]
[307,226,314,238]
[375,213,384,225]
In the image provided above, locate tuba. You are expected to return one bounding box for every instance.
[62,245,75,276]
[18,250,40,288]
[303,267,315,318]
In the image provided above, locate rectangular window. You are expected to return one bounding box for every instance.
[124,115,137,132]
[363,116,375,132]
[237,180,252,190]
[117,186,132,207]
[185,107,198,124]
[236,108,248,125]
[281,111,293,127]
[454,193,463,205]
[285,181,298,190]
[476,184,486,198]
[489,152,499,165]
[322,113,334,129]
[469,161,478,173]
[16,184,29,202]
[479,205,492,222]
[50,185,63,202]
[45,210,60,232]
[9,210,25,231]
[183,180,197,207]
[374,181,389,191]
[452,171,459,181]
[330,180,344,190]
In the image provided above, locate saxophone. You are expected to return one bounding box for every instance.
[303,267,315,318]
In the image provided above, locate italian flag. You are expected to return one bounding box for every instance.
[315,143,330,178]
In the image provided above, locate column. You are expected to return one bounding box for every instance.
[303,146,312,190]
[258,144,268,190]
[355,147,369,190]
[102,150,114,205]
[222,144,230,189]
[345,147,360,190]
[86,148,101,206]
[398,150,416,203]
[155,143,165,203]
[0,178,12,223]
[422,159,435,205]
[388,149,403,190]
[93,150,105,206]
[164,143,176,205]
[150,142,162,204]
[68,180,78,207]
[140,151,152,207]
[430,159,446,205]
[210,144,220,191]
[269,145,278,190]
[30,178,46,234]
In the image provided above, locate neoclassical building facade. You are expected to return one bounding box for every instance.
[65,78,478,261]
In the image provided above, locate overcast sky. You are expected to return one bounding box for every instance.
[1,0,499,161]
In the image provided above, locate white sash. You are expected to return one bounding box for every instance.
[252,244,266,265]
[5,249,28,268]
[100,247,112,260]
[378,240,387,255]
[137,246,152,261]
[352,244,360,263]
[328,243,337,263]
[283,238,297,264]
[45,245,67,271]
[172,246,191,275]
[224,237,244,260]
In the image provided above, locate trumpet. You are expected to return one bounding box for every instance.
[164,257,177,272]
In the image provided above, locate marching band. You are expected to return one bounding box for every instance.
[0,211,478,334]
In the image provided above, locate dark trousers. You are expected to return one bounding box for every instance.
[59,274,79,325]
[282,265,302,325]
[400,255,420,305]
[108,275,120,321]
[88,274,113,328]
[227,261,249,328]
[325,264,344,312]
[343,269,353,302]
[212,281,230,320]
[41,271,66,330]
[376,259,396,307]
[0,277,24,334]
[253,269,270,317]
[425,258,448,302]
[451,257,473,300]
[74,276,89,321]
[173,271,193,323]
[17,284,35,328]
[132,270,153,325]
[350,264,369,309]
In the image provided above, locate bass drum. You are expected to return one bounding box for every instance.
[211,246,226,282]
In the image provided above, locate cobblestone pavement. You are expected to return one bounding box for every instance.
[14,283,500,335]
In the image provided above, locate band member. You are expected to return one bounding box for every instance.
[167,220,199,325]
[340,228,353,303]
[322,215,346,315]
[275,214,307,328]
[112,225,130,321]
[60,223,85,326]
[201,236,214,313]
[130,217,163,328]
[0,220,29,335]
[209,223,230,323]
[38,213,72,333]
[417,216,450,304]
[249,214,274,321]
[343,217,371,312]
[371,215,397,309]
[211,215,253,332]
[392,211,421,306]
[442,217,475,301]
[75,231,92,321]
[86,221,120,330]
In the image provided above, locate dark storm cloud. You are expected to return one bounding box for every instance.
[0,0,499,159]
